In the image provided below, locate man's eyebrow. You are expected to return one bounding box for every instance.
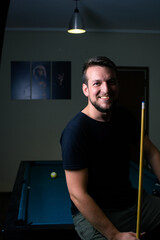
[107,77,117,80]
[92,78,117,81]
[92,79,101,81]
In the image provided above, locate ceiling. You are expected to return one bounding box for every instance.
[5,0,160,33]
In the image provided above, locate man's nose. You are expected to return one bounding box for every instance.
[101,81,109,92]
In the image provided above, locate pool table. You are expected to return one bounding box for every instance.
[3,160,160,240]
[3,161,80,240]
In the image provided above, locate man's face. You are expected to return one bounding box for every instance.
[82,66,119,113]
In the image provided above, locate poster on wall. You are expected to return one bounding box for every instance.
[31,62,51,99]
[11,61,71,100]
[52,61,71,99]
[11,61,31,100]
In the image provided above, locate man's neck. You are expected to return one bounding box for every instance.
[81,106,112,122]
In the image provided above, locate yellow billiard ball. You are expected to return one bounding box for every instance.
[50,172,57,178]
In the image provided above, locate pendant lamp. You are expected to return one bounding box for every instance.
[68,0,86,34]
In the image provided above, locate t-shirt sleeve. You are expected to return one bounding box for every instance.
[60,127,88,170]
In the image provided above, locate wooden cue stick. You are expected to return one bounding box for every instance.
[136,102,145,239]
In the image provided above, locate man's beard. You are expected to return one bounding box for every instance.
[89,98,112,113]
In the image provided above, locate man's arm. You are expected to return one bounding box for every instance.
[144,135,160,181]
[65,168,139,240]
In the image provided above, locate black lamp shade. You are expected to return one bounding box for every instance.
[68,8,86,34]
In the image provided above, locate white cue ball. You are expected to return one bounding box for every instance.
[50,172,57,178]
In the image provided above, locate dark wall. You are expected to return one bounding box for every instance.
[0,0,10,65]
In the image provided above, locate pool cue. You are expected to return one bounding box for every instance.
[136,102,145,239]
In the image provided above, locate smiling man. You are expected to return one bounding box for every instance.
[60,56,160,240]
[82,63,119,121]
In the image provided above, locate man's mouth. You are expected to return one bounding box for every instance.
[99,95,110,100]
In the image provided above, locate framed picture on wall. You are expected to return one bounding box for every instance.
[11,61,71,100]
[11,61,31,100]
[52,61,71,99]
[31,62,51,100]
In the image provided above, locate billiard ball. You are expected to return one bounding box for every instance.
[50,172,57,178]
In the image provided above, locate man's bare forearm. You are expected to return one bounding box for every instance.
[65,169,139,240]
[70,191,119,239]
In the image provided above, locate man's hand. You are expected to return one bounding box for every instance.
[112,231,145,240]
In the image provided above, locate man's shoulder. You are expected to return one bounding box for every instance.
[65,111,89,129]
[113,104,136,119]
[60,112,89,146]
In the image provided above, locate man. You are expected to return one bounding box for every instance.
[60,56,160,240]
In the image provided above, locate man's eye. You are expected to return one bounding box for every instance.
[93,82,100,86]
[107,79,118,85]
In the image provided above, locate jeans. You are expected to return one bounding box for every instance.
[73,191,160,240]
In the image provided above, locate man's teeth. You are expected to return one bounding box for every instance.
[100,96,109,99]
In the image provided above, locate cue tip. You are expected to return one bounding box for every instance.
[142,102,145,109]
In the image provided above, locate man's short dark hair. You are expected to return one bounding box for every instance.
[82,56,117,85]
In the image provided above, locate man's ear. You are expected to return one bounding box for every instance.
[82,83,89,97]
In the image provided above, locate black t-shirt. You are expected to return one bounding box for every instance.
[60,105,140,214]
